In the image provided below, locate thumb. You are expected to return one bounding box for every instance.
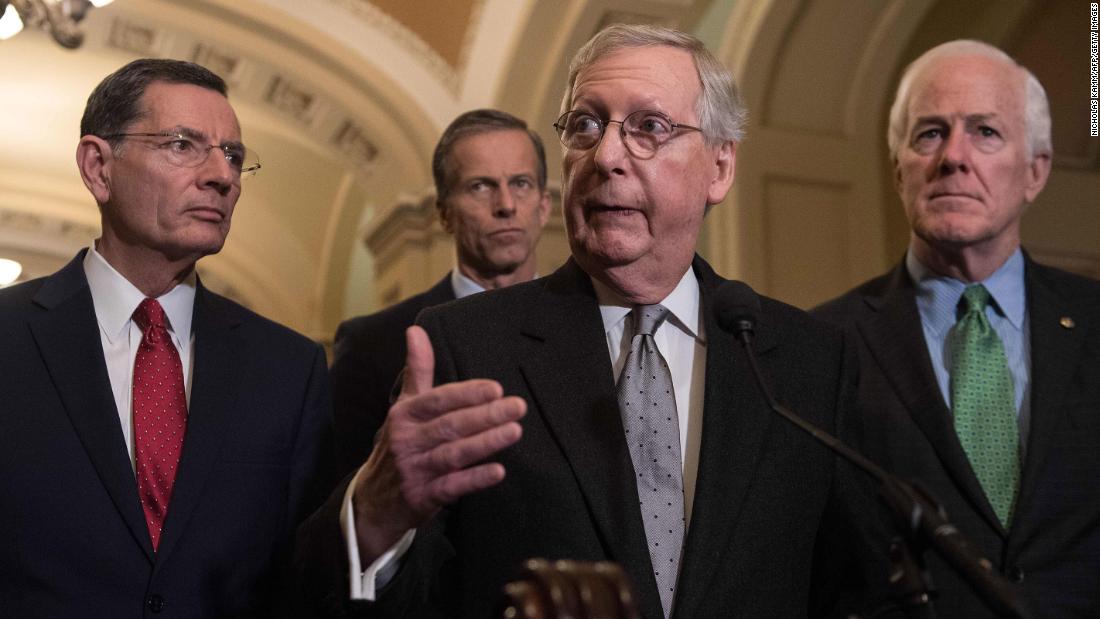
[400,325,435,398]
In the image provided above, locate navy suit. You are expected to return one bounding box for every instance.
[299,257,876,618]
[330,275,455,478]
[815,255,1100,618]
[0,252,333,617]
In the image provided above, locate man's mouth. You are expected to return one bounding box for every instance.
[187,206,226,222]
[928,191,980,201]
[584,200,640,216]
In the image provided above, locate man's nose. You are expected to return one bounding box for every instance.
[937,128,970,174]
[199,147,237,193]
[593,120,628,175]
[494,184,517,217]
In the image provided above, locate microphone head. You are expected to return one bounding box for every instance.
[714,280,761,336]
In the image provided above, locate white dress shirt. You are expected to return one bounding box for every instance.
[345,265,706,600]
[84,246,196,469]
[591,267,706,523]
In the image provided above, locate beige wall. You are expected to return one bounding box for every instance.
[1,0,1094,339]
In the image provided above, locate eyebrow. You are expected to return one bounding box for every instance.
[171,125,246,151]
[911,112,999,127]
[465,175,500,186]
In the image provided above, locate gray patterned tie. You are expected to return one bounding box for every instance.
[617,304,684,618]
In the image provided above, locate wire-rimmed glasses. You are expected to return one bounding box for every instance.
[102,130,262,179]
[553,110,702,158]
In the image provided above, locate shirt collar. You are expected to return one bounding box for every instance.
[450,269,486,299]
[593,266,703,342]
[83,245,197,349]
[906,247,1026,336]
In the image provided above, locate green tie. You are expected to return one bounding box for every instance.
[950,284,1020,527]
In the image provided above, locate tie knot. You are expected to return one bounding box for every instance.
[960,284,992,315]
[631,304,670,337]
[133,298,167,333]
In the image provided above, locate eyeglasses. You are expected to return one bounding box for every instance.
[102,131,262,179]
[554,110,702,158]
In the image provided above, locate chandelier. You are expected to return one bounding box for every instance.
[0,0,114,49]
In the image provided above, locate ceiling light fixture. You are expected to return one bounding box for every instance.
[0,0,114,48]
[0,258,23,287]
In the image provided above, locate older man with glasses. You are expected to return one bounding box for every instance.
[0,58,335,616]
[299,24,877,618]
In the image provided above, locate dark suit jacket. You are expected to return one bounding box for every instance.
[299,256,876,618]
[0,251,334,618]
[330,275,455,478]
[815,255,1100,618]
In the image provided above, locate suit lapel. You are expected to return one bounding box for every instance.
[27,253,155,561]
[1014,260,1086,523]
[516,260,665,618]
[154,284,244,561]
[859,265,1005,534]
[427,273,457,304]
[674,259,779,617]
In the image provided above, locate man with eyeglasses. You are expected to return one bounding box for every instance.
[329,109,551,480]
[299,24,875,618]
[0,58,334,616]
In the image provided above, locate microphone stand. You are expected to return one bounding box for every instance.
[731,322,1033,619]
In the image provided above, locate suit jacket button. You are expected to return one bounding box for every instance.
[147,594,165,613]
[1007,566,1025,583]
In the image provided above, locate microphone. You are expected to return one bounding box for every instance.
[713,281,1033,619]
[713,280,759,340]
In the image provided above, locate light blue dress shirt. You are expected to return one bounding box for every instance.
[907,249,1032,453]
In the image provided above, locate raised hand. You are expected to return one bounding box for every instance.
[351,326,526,562]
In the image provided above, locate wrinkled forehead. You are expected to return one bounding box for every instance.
[570,46,701,114]
[136,81,242,140]
[905,54,1026,124]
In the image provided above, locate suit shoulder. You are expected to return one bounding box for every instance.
[336,284,451,343]
[1030,260,1100,298]
[756,292,846,344]
[418,277,541,328]
[205,290,321,356]
[0,276,48,314]
[813,271,896,326]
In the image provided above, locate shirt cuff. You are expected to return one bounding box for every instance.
[341,464,416,601]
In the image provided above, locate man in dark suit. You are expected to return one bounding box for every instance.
[330,109,551,477]
[816,40,1100,617]
[0,59,333,617]
[299,24,874,618]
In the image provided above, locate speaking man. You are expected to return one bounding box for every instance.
[300,25,872,618]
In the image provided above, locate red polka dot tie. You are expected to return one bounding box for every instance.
[132,298,187,551]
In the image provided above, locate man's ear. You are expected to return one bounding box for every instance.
[1023,153,1052,203]
[705,140,736,205]
[76,136,113,205]
[536,189,552,227]
[437,201,454,234]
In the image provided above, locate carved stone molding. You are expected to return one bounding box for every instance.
[326,0,462,94]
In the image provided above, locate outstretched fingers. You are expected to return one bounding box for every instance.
[399,421,523,511]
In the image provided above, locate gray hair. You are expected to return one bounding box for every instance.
[561,23,746,146]
[887,39,1051,161]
